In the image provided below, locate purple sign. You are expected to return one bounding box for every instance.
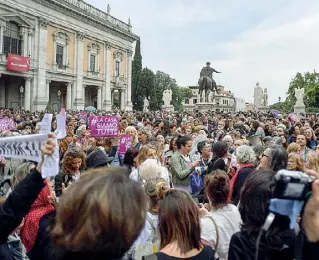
[78,112,88,120]
[89,116,119,137]
[0,118,16,132]
[118,135,132,155]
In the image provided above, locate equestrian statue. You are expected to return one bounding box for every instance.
[198,62,221,103]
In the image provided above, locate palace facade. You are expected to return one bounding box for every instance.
[0,0,138,111]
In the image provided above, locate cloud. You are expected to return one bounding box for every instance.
[88,0,319,104]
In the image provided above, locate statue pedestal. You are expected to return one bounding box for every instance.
[294,105,306,114]
[258,106,270,112]
[162,105,174,112]
[197,102,212,112]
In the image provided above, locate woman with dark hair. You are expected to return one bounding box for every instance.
[169,136,200,193]
[143,189,217,259]
[288,125,300,144]
[228,169,319,260]
[200,170,241,260]
[248,120,265,137]
[207,141,229,173]
[259,145,288,172]
[123,147,139,172]
[280,135,289,149]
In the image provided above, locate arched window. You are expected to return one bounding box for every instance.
[3,21,22,55]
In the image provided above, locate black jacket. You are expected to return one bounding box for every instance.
[232,166,255,206]
[0,167,45,244]
[228,231,319,260]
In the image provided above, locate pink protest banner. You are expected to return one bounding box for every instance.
[78,112,88,120]
[118,135,132,155]
[0,118,16,132]
[89,116,119,137]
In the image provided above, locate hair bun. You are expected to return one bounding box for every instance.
[155,182,169,200]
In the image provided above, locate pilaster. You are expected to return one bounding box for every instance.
[103,42,112,111]
[35,17,50,111]
[74,32,85,110]
[24,77,32,111]
[125,49,133,111]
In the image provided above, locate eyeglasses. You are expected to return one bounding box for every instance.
[261,152,269,158]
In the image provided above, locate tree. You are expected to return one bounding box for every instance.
[131,40,142,110]
[136,67,155,111]
[286,71,319,110]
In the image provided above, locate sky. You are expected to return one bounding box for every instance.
[87,0,319,104]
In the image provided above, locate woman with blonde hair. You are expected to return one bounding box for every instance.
[287,142,301,154]
[131,178,169,258]
[306,152,319,173]
[125,126,139,148]
[130,158,170,186]
[287,153,304,171]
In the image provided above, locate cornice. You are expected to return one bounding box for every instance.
[32,0,139,42]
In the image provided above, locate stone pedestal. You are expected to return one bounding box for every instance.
[294,105,306,114]
[162,105,174,112]
[258,106,270,112]
[197,103,212,112]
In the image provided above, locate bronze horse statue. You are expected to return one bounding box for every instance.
[198,76,218,103]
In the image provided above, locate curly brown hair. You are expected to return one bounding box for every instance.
[62,147,86,174]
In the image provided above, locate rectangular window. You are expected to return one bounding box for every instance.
[56,45,64,67]
[90,54,96,72]
[115,61,120,77]
[193,99,197,104]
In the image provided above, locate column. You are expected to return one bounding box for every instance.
[28,29,33,58]
[125,49,133,111]
[120,89,125,110]
[103,42,112,111]
[97,87,102,110]
[36,18,49,110]
[24,77,32,111]
[0,22,5,54]
[0,75,5,107]
[75,32,85,110]
[20,27,28,56]
[67,82,72,110]
[46,79,51,103]
[83,85,86,107]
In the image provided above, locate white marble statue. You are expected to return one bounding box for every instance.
[162,89,172,107]
[143,97,149,112]
[295,88,305,106]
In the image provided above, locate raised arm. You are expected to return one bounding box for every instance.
[0,134,56,244]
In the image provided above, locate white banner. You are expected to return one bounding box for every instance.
[0,133,60,178]
[0,134,47,162]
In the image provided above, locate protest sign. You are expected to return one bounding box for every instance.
[39,113,53,134]
[89,116,119,137]
[0,133,60,178]
[78,112,88,120]
[0,118,16,132]
[0,134,46,162]
[118,135,132,154]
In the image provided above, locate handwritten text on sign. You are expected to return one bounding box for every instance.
[119,135,132,154]
[89,116,119,137]
[0,118,16,132]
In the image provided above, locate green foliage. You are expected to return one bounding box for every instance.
[136,67,155,111]
[45,101,52,112]
[131,40,143,110]
[130,40,189,111]
[286,70,319,108]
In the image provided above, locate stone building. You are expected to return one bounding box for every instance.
[183,85,236,112]
[0,0,138,111]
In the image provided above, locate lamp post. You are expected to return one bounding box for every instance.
[57,90,61,109]
[20,86,24,109]
[278,96,281,103]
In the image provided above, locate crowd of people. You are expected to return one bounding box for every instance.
[0,107,319,260]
